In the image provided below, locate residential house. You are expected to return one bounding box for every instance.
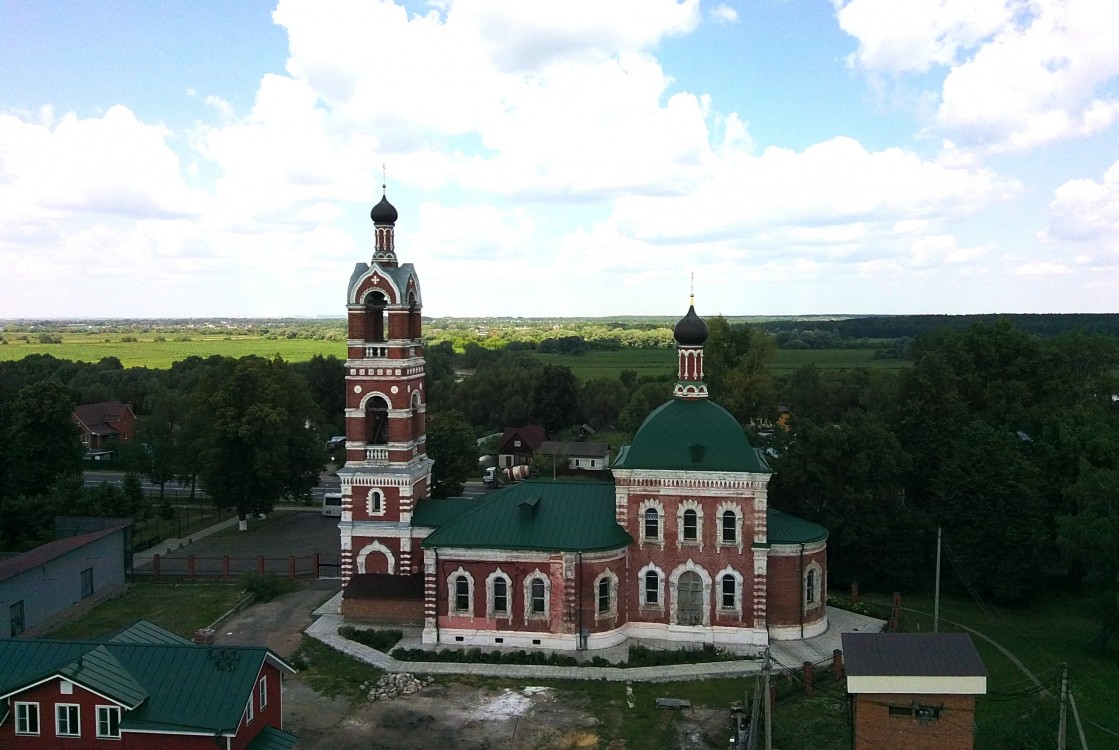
[2,522,131,639]
[843,632,988,750]
[0,620,297,748]
[72,403,136,458]
[537,441,611,472]
[495,425,546,469]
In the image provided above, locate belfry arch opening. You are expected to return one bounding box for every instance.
[408,290,421,340]
[365,290,387,342]
[365,395,389,445]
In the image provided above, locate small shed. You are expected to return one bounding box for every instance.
[842,632,987,750]
[539,441,611,471]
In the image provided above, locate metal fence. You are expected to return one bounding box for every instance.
[134,553,340,580]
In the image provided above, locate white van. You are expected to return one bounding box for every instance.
[322,492,343,517]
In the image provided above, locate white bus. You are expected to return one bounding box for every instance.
[321,492,342,517]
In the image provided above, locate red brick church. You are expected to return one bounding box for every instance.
[338,190,828,651]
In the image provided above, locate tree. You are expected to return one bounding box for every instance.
[190,357,323,530]
[2,380,84,500]
[703,317,776,423]
[531,365,579,434]
[426,411,478,499]
[1057,462,1119,651]
[579,378,629,429]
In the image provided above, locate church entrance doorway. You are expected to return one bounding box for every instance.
[676,571,703,625]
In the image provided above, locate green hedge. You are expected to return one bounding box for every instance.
[336,626,403,652]
[384,642,749,669]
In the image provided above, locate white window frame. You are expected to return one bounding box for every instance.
[15,701,39,736]
[716,565,744,615]
[259,675,268,710]
[56,703,80,737]
[365,488,385,516]
[638,562,665,610]
[804,561,823,609]
[716,502,743,549]
[637,499,665,547]
[485,568,512,618]
[96,705,121,739]
[245,692,254,725]
[677,499,703,548]
[523,570,551,621]
[447,567,475,615]
[594,569,619,619]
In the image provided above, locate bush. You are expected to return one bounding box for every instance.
[239,571,298,602]
[338,626,403,652]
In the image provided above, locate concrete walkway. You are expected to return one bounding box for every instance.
[304,594,884,683]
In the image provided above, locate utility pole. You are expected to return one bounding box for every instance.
[934,526,942,633]
[763,647,773,750]
[1058,662,1068,750]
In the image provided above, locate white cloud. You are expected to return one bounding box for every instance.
[1043,159,1119,247]
[1014,261,1072,276]
[837,0,1119,152]
[710,5,739,24]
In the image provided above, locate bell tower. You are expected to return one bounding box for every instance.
[338,186,432,583]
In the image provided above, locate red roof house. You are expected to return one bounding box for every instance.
[72,402,136,454]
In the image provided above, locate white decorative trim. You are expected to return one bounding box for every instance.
[637,499,665,548]
[523,570,551,622]
[485,568,512,619]
[804,561,823,610]
[716,502,744,551]
[669,560,712,626]
[356,541,395,575]
[716,565,744,616]
[769,615,829,640]
[448,567,475,616]
[364,488,385,517]
[638,562,665,610]
[676,499,703,548]
[594,569,619,620]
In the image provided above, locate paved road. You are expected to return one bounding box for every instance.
[157,511,341,561]
[83,470,342,501]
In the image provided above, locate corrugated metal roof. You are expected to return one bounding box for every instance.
[411,498,480,528]
[612,399,770,473]
[57,645,148,708]
[421,481,632,552]
[767,509,828,544]
[841,633,987,677]
[246,725,300,750]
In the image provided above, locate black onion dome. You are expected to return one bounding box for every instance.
[370,194,398,224]
[673,305,708,347]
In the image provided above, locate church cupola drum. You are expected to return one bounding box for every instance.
[338,187,433,584]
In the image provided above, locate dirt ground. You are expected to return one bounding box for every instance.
[213,583,732,750]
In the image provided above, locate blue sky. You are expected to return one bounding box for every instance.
[2,0,1118,318]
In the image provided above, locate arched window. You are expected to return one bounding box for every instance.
[644,508,659,540]
[721,510,737,543]
[454,576,470,613]
[366,489,383,515]
[721,575,736,610]
[804,562,823,608]
[682,509,698,541]
[597,577,611,614]
[365,291,387,342]
[365,396,389,445]
[530,579,546,614]
[644,570,659,605]
[493,578,508,615]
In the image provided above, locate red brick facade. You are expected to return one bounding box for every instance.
[853,693,977,750]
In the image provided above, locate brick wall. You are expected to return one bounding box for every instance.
[853,692,976,750]
[343,596,424,625]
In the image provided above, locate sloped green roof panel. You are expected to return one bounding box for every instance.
[58,645,147,708]
[767,509,828,544]
[107,620,194,646]
[421,481,632,552]
[411,497,479,528]
[612,399,770,473]
[247,725,300,750]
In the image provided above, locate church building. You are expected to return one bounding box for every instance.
[338,191,828,652]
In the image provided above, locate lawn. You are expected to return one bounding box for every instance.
[44,582,245,641]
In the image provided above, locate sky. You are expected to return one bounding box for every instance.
[1,0,1118,319]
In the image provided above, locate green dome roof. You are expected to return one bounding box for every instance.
[613,398,770,473]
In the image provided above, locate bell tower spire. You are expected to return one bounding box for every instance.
[673,277,709,400]
[370,165,398,267]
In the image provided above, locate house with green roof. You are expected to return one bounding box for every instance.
[338,195,828,653]
[0,620,296,749]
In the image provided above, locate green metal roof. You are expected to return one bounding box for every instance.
[613,398,771,473]
[411,497,481,528]
[0,620,294,736]
[421,481,632,552]
[767,508,828,544]
[247,725,300,750]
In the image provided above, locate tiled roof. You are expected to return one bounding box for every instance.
[841,633,987,677]
[0,522,130,583]
[767,509,828,544]
[421,481,632,552]
[499,425,546,451]
[0,621,294,735]
[613,399,770,473]
[73,402,132,435]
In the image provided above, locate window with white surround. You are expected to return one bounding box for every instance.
[259,675,268,710]
[245,692,254,724]
[638,499,664,545]
[804,561,823,608]
[717,566,744,614]
[15,702,39,735]
[595,569,619,618]
[96,706,120,739]
[56,704,80,737]
[716,502,743,547]
[366,488,384,515]
[638,563,665,608]
[486,569,512,618]
[448,568,475,615]
[677,500,703,546]
[523,571,550,620]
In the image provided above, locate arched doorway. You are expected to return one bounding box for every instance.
[676,571,703,626]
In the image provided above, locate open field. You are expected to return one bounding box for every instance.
[1,334,906,377]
